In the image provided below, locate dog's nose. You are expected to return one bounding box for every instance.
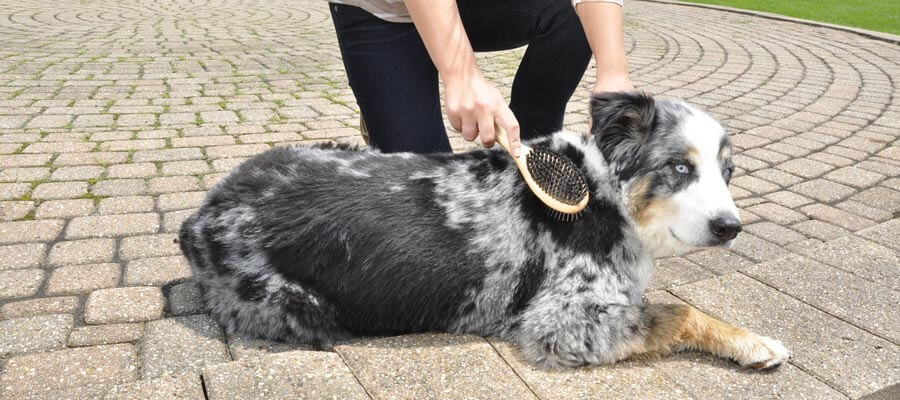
[709,215,742,242]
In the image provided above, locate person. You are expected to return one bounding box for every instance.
[328,0,633,155]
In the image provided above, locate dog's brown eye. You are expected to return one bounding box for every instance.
[674,164,689,174]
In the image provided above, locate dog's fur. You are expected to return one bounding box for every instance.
[179,92,790,369]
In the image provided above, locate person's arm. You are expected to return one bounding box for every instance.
[575,1,634,93]
[404,0,521,156]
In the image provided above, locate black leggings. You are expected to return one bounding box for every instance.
[330,0,592,153]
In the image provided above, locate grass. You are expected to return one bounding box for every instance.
[679,0,900,35]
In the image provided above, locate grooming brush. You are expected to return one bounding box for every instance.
[494,126,590,221]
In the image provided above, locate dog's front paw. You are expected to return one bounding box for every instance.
[736,334,791,370]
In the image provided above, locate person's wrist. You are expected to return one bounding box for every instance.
[594,68,633,93]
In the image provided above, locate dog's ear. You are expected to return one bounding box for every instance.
[590,92,656,174]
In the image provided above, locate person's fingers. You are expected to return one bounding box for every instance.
[495,107,521,157]
[461,117,478,142]
[448,112,462,133]
[477,113,496,148]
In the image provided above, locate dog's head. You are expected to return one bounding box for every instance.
[590,92,739,257]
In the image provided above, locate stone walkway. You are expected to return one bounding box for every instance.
[0,0,897,398]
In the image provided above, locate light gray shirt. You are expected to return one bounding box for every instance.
[328,0,624,23]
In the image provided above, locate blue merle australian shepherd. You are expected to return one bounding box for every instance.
[179,92,790,369]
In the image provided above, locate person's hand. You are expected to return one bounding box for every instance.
[444,70,521,157]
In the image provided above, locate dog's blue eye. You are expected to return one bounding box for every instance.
[674,164,689,174]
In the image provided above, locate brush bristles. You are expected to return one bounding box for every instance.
[547,208,583,222]
[525,146,589,206]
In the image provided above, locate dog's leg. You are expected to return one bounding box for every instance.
[516,302,789,369]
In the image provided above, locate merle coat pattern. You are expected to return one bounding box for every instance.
[180,92,790,369]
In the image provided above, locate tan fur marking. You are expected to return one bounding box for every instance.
[628,177,678,228]
[628,304,756,362]
[686,146,701,168]
[718,144,731,163]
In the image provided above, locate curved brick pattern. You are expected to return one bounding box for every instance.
[0,0,897,397]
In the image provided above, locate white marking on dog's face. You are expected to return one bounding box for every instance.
[627,105,739,257]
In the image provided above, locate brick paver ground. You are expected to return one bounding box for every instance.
[0,0,897,398]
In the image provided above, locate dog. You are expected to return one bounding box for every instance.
[179,92,790,369]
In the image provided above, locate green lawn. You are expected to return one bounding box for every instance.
[679,0,900,35]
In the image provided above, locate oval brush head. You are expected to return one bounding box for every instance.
[493,126,590,221]
[525,146,589,220]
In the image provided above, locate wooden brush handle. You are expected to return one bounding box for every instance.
[493,125,525,159]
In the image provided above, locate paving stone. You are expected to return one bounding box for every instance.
[490,339,691,400]
[161,160,210,175]
[26,114,73,129]
[48,238,116,266]
[743,255,900,343]
[148,175,200,193]
[742,222,806,245]
[104,373,204,400]
[751,168,804,187]
[166,280,204,316]
[746,202,808,225]
[777,158,835,178]
[125,256,192,286]
[0,182,30,199]
[0,268,44,299]
[226,335,314,361]
[119,233,180,260]
[672,274,899,399]
[649,257,714,291]
[34,198,95,219]
[158,191,206,212]
[860,384,900,400]
[798,236,900,291]
[65,213,159,239]
[107,162,157,178]
[800,204,875,231]
[790,179,856,202]
[68,323,144,347]
[683,248,754,275]
[98,195,156,214]
[203,350,369,400]
[0,296,78,320]
[0,153,51,168]
[0,242,46,270]
[0,314,73,357]
[837,200,894,223]
[132,148,203,162]
[856,219,900,251]
[336,333,536,399]
[791,219,850,241]
[730,175,780,194]
[0,167,48,182]
[763,190,814,208]
[84,286,164,324]
[172,135,236,148]
[824,166,886,188]
[163,209,195,232]
[0,200,33,221]
[141,314,231,379]
[32,181,88,199]
[200,110,239,123]
[46,263,121,295]
[205,143,270,158]
[91,178,147,196]
[54,151,129,167]
[0,344,138,399]
[851,187,900,213]
[729,233,791,263]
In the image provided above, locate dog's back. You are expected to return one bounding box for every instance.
[179,143,539,346]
